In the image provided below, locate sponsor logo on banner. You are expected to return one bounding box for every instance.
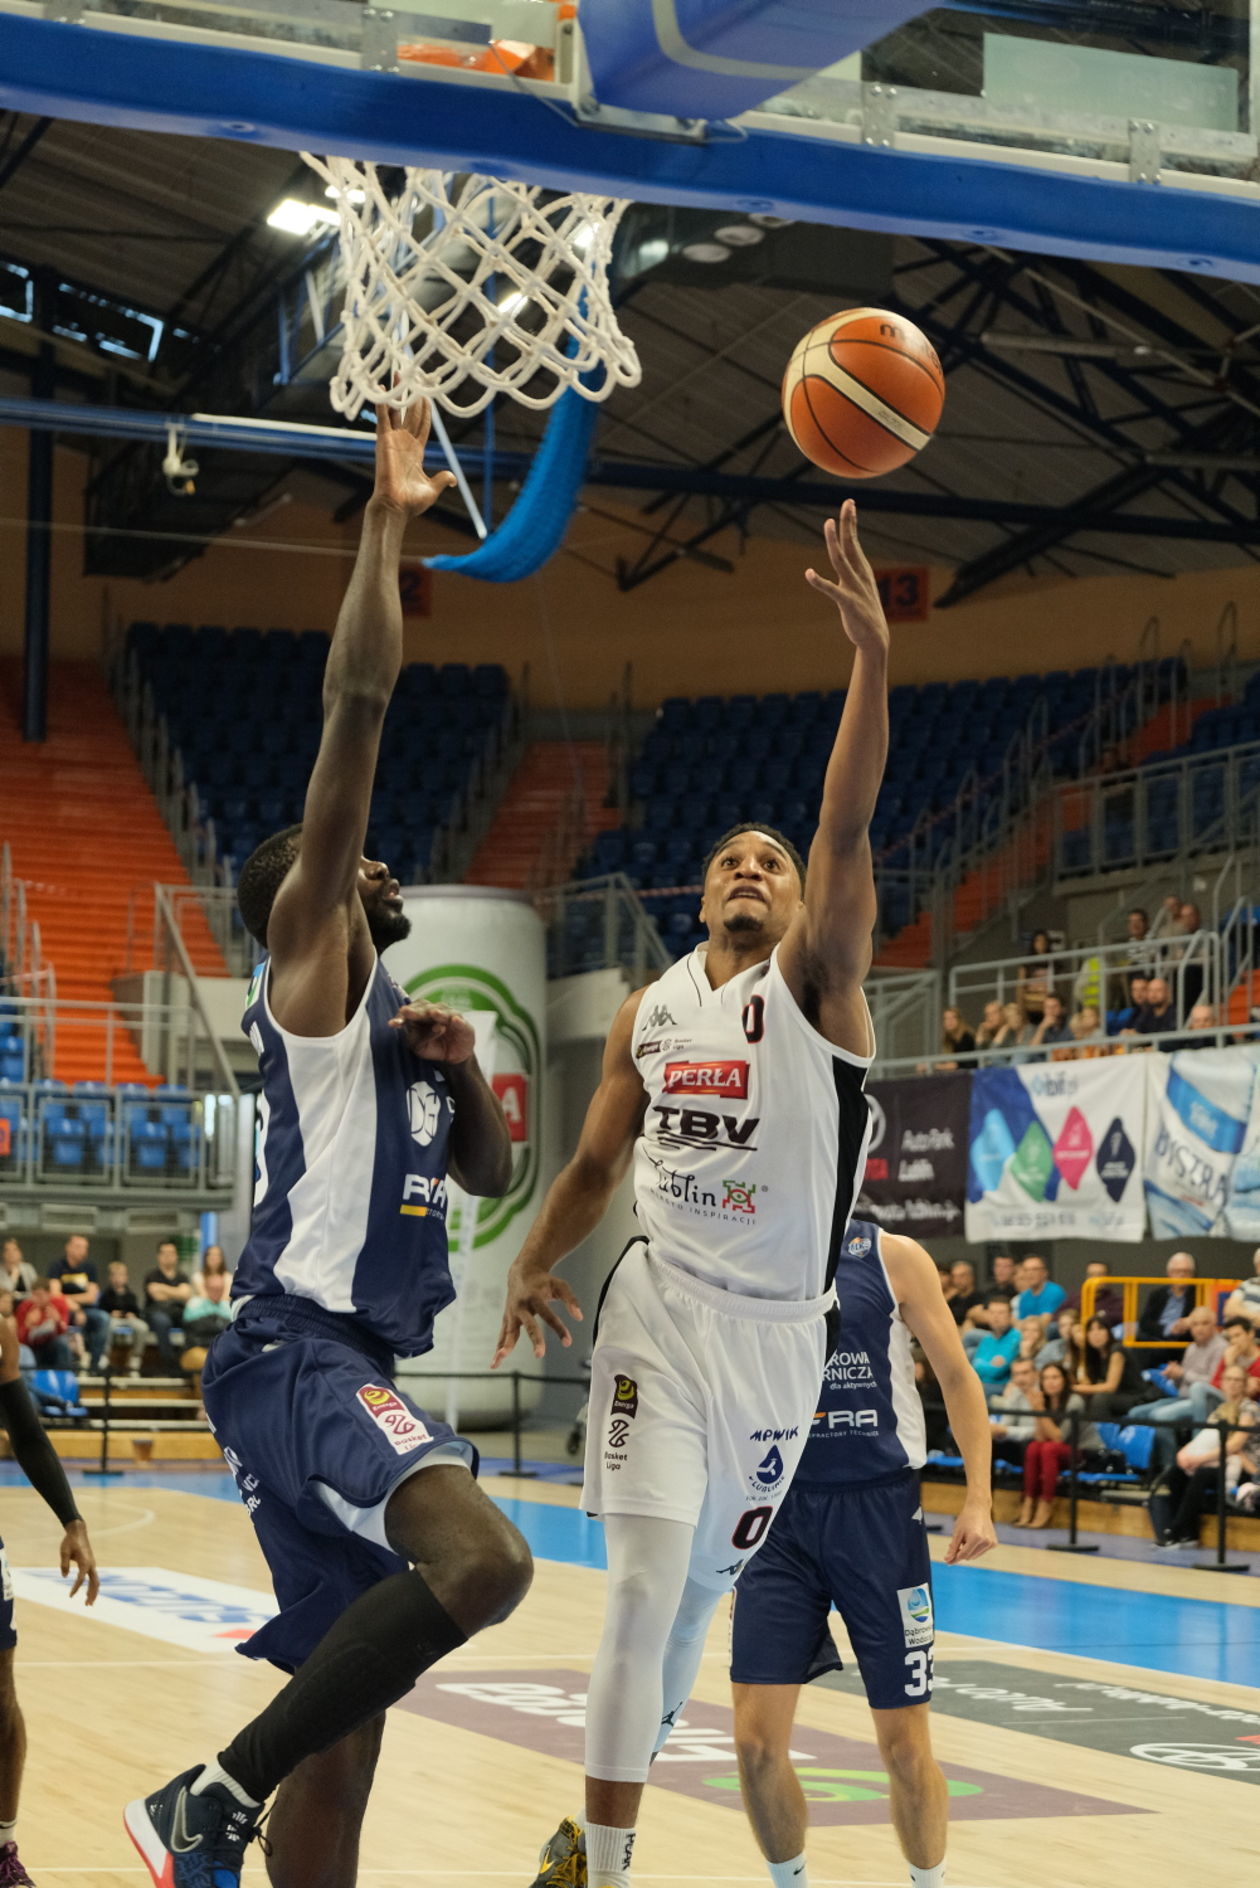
[858,1076,968,1237]
[897,1584,934,1648]
[1096,1118,1136,1202]
[663,1060,749,1099]
[492,1072,528,1143]
[1145,1049,1260,1239]
[966,1060,1146,1241]
[356,1384,433,1455]
[10,1566,277,1653]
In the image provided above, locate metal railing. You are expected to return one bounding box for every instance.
[1053,737,1260,882]
[948,930,1222,1028]
[536,874,671,986]
[0,1070,239,1196]
[1079,1276,1241,1349]
[867,968,942,1067]
[871,1015,1260,1079]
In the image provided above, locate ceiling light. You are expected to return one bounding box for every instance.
[749,213,794,229]
[323,183,366,206]
[498,290,528,317]
[713,223,764,247]
[267,198,339,237]
[981,330,1155,360]
[571,221,598,253]
[680,240,732,264]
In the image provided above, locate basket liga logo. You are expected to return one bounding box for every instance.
[403,962,541,1246]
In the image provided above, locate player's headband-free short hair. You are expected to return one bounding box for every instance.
[702,823,806,889]
[237,823,304,946]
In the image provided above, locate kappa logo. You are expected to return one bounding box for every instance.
[408,1078,444,1147]
[722,1180,757,1214]
[356,1384,433,1456]
[663,1060,749,1100]
[611,1374,639,1420]
[646,1004,677,1031]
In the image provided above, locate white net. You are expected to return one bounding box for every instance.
[302,154,642,418]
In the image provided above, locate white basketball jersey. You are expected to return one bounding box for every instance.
[630,945,874,1301]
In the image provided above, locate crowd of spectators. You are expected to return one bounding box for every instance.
[931,895,1231,1070]
[0,1233,233,1381]
[923,1245,1260,1542]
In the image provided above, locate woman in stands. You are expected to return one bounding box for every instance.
[936,1007,975,1070]
[1158,1362,1257,1548]
[1014,1361,1103,1529]
[190,1244,232,1297]
[990,1001,1033,1059]
[1016,931,1056,1025]
[1072,1314,1143,1419]
[1035,1306,1078,1371]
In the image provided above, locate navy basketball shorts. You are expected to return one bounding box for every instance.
[202,1321,475,1672]
[729,1471,934,1710]
[0,1539,15,1652]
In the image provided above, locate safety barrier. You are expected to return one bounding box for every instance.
[1080,1277,1241,1349]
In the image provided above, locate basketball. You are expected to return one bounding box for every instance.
[781,307,945,479]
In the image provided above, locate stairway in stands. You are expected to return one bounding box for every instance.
[466,742,619,890]
[0,660,224,1083]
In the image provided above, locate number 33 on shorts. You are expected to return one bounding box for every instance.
[904,1647,934,1697]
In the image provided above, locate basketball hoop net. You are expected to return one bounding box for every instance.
[302,155,642,418]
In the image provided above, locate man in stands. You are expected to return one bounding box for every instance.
[1128,975,1178,1043]
[14,1283,74,1371]
[1110,973,1147,1034]
[1029,994,1072,1055]
[1065,1259,1123,1328]
[971,1295,1020,1391]
[99,1260,152,1378]
[1013,1255,1065,1325]
[52,1235,109,1376]
[1225,1250,1260,1329]
[1182,1001,1217,1046]
[1128,1305,1227,1469]
[985,1254,1018,1301]
[143,1239,192,1370]
[1137,1252,1198,1359]
[987,1355,1039,1467]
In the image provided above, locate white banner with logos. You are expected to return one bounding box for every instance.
[1144,1044,1260,1239]
[965,1056,1146,1243]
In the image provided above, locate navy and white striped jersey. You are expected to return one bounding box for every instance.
[794,1218,925,1485]
[232,956,457,1356]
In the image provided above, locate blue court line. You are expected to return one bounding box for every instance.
[26,1466,1259,1688]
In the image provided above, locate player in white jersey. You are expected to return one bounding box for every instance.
[494,501,888,1888]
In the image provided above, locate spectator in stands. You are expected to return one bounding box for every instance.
[0,1238,35,1302]
[1170,900,1206,1011]
[191,1243,233,1297]
[1123,906,1151,960]
[1212,1315,1260,1401]
[988,1354,1039,1467]
[934,1007,975,1072]
[52,1234,109,1376]
[1016,1316,1047,1365]
[911,1342,951,1457]
[143,1238,193,1371]
[1065,1258,1123,1327]
[1225,1249,1260,1328]
[1014,1254,1066,1323]
[985,1254,1019,1301]
[182,1270,233,1347]
[944,1259,985,1328]
[989,1001,1033,1061]
[1035,1306,1079,1370]
[15,1281,74,1370]
[1016,931,1057,1024]
[1110,973,1148,1035]
[974,1000,1005,1053]
[1128,974,1179,1044]
[1030,994,1073,1056]
[1151,892,1184,940]
[1137,1251,1198,1357]
[1127,1305,1228,1469]
[1072,1313,1144,1417]
[972,1294,1021,1391]
[1014,1361,1103,1529]
[1180,1001,1218,1047]
[98,1260,151,1379]
[1157,1362,1257,1548]
[1066,1005,1106,1058]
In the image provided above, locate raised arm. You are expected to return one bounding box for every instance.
[777,501,888,1057]
[884,1232,997,1566]
[492,990,649,1365]
[267,402,456,1035]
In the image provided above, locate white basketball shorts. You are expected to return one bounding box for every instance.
[582,1240,831,1590]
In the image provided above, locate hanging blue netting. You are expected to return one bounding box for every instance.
[424,376,600,583]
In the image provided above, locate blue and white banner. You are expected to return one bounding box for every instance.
[1144,1045,1260,1239]
[966,1058,1146,1243]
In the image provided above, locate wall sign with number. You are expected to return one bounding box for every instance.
[875,568,930,623]
[399,567,433,617]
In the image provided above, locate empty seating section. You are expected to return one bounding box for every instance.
[126,623,509,897]
[1060,666,1260,875]
[573,665,1155,962]
[0,1079,206,1189]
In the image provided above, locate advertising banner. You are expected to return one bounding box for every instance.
[856,1074,968,1239]
[966,1057,1146,1242]
[1144,1045,1260,1239]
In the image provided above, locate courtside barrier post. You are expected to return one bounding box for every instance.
[497,1371,539,1481]
[1046,1406,1098,1555]
[83,1362,123,1480]
[1191,1419,1249,1575]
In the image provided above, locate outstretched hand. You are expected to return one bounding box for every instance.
[805,499,889,654]
[373,399,458,517]
[492,1261,583,1367]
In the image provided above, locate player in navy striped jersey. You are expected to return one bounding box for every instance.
[730,1221,996,1888]
[125,401,532,1888]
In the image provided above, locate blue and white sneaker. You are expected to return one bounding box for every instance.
[124,1765,263,1887]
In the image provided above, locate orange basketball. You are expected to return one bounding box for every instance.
[781,307,945,479]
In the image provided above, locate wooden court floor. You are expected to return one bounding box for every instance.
[5,1470,1259,1887]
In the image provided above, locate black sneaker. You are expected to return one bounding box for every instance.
[530,1820,587,1888]
[124,1765,262,1887]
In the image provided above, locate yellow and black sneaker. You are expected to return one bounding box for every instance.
[530,1819,587,1888]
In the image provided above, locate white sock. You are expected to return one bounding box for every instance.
[0,1817,15,1846]
[190,1760,261,1809]
[768,1853,807,1888]
[586,1821,636,1888]
[909,1863,946,1888]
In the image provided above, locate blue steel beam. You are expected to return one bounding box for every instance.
[580,1,930,120]
[0,17,1258,283]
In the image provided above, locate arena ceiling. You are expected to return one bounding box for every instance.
[2,111,1260,603]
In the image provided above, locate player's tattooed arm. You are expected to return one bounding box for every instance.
[777,500,887,1058]
[884,1232,998,1566]
[269,400,456,1032]
[492,988,649,1365]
